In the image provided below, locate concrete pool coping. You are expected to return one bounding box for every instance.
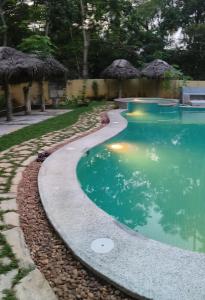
[114,97,179,103]
[38,109,205,300]
[114,98,179,109]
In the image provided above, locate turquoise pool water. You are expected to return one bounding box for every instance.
[77,102,205,253]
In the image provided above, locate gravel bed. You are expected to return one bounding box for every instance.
[17,141,135,300]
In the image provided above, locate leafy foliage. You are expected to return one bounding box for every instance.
[0,0,204,79]
[18,34,56,57]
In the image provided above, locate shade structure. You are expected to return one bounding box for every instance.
[101,59,140,98]
[0,47,25,60]
[0,47,46,85]
[43,56,68,81]
[141,59,173,78]
[0,55,45,85]
[0,47,46,120]
[33,55,68,111]
[0,47,68,84]
[0,47,68,119]
[101,59,140,80]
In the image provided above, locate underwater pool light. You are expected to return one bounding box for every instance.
[108,143,137,153]
[109,143,123,150]
[126,111,145,117]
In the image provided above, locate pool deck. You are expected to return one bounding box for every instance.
[38,109,205,300]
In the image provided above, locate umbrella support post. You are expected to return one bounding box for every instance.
[40,81,46,112]
[118,80,123,99]
[4,84,13,122]
[23,83,32,115]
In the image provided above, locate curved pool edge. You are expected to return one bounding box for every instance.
[38,109,205,300]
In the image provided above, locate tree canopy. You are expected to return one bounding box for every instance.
[0,0,204,79]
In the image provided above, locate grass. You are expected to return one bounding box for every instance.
[12,267,34,286]
[0,101,110,153]
[0,233,18,275]
[2,290,17,300]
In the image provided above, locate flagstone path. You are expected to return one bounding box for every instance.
[0,103,114,300]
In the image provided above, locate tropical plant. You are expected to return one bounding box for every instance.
[18,34,56,57]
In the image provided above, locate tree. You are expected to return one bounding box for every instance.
[0,0,32,47]
[18,34,56,57]
[1,0,204,80]
[154,0,205,79]
[0,0,7,46]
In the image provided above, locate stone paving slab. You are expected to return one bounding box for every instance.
[0,199,17,211]
[0,269,18,298]
[3,212,19,227]
[0,103,113,299]
[0,109,71,136]
[3,228,34,269]
[14,269,57,300]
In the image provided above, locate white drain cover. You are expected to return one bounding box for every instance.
[91,238,114,254]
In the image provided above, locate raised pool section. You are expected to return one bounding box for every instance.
[39,104,205,300]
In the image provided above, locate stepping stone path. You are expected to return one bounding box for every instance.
[0,104,113,299]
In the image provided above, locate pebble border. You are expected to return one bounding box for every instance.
[0,104,113,299]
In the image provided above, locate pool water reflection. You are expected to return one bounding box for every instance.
[77,104,205,253]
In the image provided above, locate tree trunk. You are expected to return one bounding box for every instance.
[80,0,90,79]
[40,81,46,112]
[69,27,81,78]
[44,0,50,36]
[0,2,7,46]
[4,84,12,121]
[45,21,49,36]
[23,83,32,115]
[82,34,89,79]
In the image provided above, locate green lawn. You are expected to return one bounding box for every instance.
[0,101,110,153]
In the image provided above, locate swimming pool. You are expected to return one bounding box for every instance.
[77,102,205,253]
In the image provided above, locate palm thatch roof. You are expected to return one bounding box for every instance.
[43,56,68,81]
[0,47,45,84]
[141,59,172,78]
[0,47,68,84]
[0,47,25,60]
[101,59,140,79]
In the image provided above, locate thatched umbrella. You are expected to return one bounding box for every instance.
[0,47,68,118]
[141,59,173,78]
[39,56,68,111]
[0,47,28,60]
[0,48,45,120]
[28,54,68,111]
[141,59,175,97]
[43,57,68,80]
[101,59,140,98]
